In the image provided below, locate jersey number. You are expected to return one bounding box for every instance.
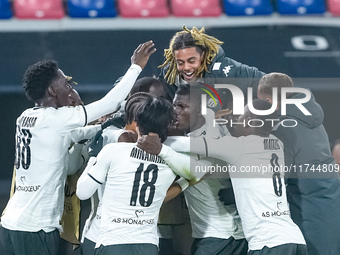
[271,153,282,197]
[15,128,32,170]
[130,163,158,207]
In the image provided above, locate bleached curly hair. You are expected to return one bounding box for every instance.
[159,25,223,84]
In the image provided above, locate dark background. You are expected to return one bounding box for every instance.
[0,24,340,253]
[2,25,340,178]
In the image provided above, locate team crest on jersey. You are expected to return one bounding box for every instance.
[207,97,217,108]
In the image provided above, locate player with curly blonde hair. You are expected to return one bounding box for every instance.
[159,25,266,108]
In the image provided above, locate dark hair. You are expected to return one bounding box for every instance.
[248,99,278,133]
[172,33,206,54]
[125,92,154,125]
[23,59,59,102]
[175,84,190,96]
[175,82,207,106]
[135,97,174,143]
[258,72,294,101]
[130,77,163,96]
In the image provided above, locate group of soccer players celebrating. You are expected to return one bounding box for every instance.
[1,26,340,255]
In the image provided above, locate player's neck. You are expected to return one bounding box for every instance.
[190,115,205,133]
[125,122,137,132]
[35,97,58,109]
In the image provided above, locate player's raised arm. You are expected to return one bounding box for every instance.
[85,41,156,123]
[137,134,243,176]
[76,130,108,200]
[165,135,242,165]
[138,134,204,181]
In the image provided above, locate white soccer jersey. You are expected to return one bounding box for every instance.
[165,134,306,250]
[69,125,102,144]
[1,105,86,232]
[203,134,306,251]
[87,142,177,247]
[184,178,244,240]
[183,123,244,240]
[82,127,126,243]
[102,126,125,145]
[67,125,102,175]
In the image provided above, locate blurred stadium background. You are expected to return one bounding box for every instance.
[0,0,340,253]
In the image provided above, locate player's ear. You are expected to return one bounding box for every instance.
[47,84,57,97]
[193,104,201,115]
[265,96,280,110]
[200,51,206,63]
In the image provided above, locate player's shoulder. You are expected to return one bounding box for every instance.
[102,141,136,153]
[17,107,51,123]
[41,105,85,125]
[103,125,121,134]
[207,57,236,77]
[56,105,84,113]
[19,106,47,116]
[102,127,125,143]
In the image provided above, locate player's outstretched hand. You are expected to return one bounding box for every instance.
[88,130,103,158]
[131,40,156,70]
[137,132,162,155]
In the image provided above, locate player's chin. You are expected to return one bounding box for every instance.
[185,77,197,83]
[181,73,196,83]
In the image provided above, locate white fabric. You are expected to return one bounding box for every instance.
[81,127,126,243]
[68,144,84,176]
[1,106,86,232]
[2,64,142,233]
[76,157,101,200]
[69,125,102,144]
[175,123,245,240]
[213,62,221,70]
[163,136,191,153]
[184,178,244,240]
[188,134,306,250]
[102,126,125,145]
[175,178,189,192]
[68,125,101,175]
[77,143,177,247]
[158,145,193,180]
